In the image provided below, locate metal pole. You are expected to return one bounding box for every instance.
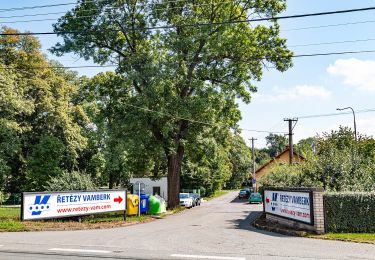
[250,138,257,191]
[337,107,357,166]
[138,182,140,217]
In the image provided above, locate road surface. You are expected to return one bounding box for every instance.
[0,191,374,259]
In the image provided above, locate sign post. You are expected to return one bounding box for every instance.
[21,189,126,221]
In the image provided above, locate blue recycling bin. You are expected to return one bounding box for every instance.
[140,194,150,214]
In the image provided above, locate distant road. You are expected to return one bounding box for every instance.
[0,191,374,260]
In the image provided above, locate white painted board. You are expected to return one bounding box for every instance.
[264,190,313,224]
[22,190,126,220]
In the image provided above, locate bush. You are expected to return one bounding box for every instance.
[324,192,375,233]
[44,171,97,191]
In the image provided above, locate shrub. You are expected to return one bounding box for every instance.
[44,171,97,191]
[324,192,375,233]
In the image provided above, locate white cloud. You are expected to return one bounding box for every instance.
[327,58,375,91]
[254,85,331,102]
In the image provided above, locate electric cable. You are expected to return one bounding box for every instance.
[3,6,375,36]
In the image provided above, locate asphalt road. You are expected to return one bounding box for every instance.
[0,191,374,260]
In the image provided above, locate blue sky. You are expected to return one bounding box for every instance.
[2,0,375,147]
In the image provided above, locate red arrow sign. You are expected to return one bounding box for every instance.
[114,196,123,204]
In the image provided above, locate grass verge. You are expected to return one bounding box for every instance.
[0,207,161,232]
[309,233,375,244]
[204,189,236,201]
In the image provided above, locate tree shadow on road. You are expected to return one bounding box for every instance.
[230,197,249,204]
[226,211,288,238]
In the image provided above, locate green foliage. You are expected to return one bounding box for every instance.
[324,192,375,233]
[226,134,252,189]
[294,137,315,159]
[265,134,288,157]
[45,171,97,191]
[26,135,65,191]
[259,127,375,193]
[51,0,292,207]
[181,135,232,196]
[0,27,88,193]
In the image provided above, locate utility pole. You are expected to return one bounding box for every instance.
[284,118,298,165]
[250,137,257,191]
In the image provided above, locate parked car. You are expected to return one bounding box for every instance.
[238,189,250,199]
[179,193,194,208]
[248,192,263,204]
[190,193,201,206]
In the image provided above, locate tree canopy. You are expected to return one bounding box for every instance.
[52,0,292,208]
[0,27,88,192]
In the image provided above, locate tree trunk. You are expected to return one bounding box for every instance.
[167,144,184,209]
[108,172,115,189]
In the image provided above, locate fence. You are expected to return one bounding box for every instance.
[0,193,21,206]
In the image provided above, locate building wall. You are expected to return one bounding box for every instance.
[130,177,168,201]
[256,152,303,180]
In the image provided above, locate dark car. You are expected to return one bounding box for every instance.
[238,189,250,199]
[191,193,201,206]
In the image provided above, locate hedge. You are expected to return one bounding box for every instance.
[324,192,375,233]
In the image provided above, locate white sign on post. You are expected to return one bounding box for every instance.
[21,189,126,221]
[264,189,313,225]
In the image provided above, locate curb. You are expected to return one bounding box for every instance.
[252,216,309,237]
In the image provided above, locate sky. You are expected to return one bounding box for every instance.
[2,0,375,148]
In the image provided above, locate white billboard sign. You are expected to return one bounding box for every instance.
[264,189,313,225]
[22,189,126,220]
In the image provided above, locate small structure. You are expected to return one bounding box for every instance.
[130,177,168,201]
[256,147,305,180]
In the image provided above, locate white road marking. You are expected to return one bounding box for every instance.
[170,254,245,260]
[49,248,111,254]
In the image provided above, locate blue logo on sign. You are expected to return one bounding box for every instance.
[29,195,51,215]
[272,193,278,202]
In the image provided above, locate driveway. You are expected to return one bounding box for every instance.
[0,191,374,259]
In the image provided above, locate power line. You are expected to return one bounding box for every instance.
[283,19,375,32]
[296,108,375,119]
[289,38,375,48]
[126,104,287,134]
[3,6,375,36]
[0,2,229,24]
[3,49,375,71]
[0,3,75,13]
[293,50,375,58]
[1,64,116,70]
[0,0,230,14]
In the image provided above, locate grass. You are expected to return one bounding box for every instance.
[0,206,184,232]
[310,233,375,244]
[204,189,237,201]
[0,207,156,232]
[0,207,27,232]
[0,207,20,220]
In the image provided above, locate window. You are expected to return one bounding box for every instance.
[153,186,161,196]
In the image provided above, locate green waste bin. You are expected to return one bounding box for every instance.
[148,195,161,215]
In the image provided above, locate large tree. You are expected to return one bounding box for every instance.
[265,133,288,157]
[0,27,88,192]
[52,0,292,207]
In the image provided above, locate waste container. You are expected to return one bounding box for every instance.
[148,195,161,215]
[127,194,139,215]
[155,195,167,213]
[139,194,150,214]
